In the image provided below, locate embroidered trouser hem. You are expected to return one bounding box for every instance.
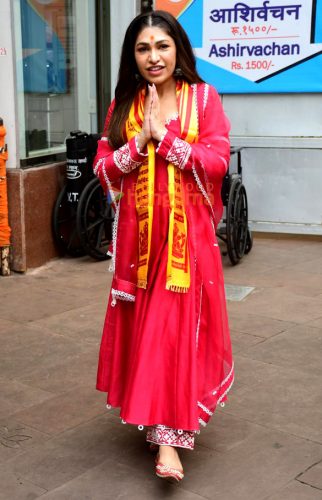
[146,425,195,450]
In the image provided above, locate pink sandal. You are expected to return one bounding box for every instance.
[155,453,184,483]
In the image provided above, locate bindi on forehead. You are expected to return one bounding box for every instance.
[136,27,172,46]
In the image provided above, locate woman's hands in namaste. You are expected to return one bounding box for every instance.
[136,84,167,151]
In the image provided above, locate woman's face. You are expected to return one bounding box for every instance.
[134,26,177,86]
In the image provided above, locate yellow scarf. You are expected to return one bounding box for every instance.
[125,81,198,292]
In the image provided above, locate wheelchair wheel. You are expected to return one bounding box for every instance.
[226,177,248,265]
[52,185,86,257]
[245,228,253,254]
[76,177,114,261]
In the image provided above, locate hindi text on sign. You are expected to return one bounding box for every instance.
[209,2,302,24]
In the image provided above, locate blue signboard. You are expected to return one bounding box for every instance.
[177,0,322,92]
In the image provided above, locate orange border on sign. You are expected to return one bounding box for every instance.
[155,0,193,19]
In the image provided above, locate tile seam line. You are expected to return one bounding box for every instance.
[6,408,108,440]
[234,353,322,377]
[295,478,322,491]
[3,411,122,460]
[2,472,48,496]
[228,328,299,338]
[261,478,308,500]
[29,458,209,500]
[295,457,322,479]
[238,324,322,352]
[221,409,322,446]
[231,332,267,340]
[0,306,100,325]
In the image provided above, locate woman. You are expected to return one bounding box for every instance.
[93,10,234,482]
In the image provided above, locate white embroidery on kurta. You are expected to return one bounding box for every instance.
[192,84,199,136]
[198,401,213,416]
[218,373,235,406]
[210,217,216,234]
[197,363,235,427]
[101,161,112,200]
[203,83,209,119]
[212,362,235,395]
[196,283,203,348]
[190,86,218,228]
[114,143,141,173]
[165,112,179,125]
[166,137,191,169]
[102,168,122,274]
[192,164,216,227]
[111,288,135,305]
[93,157,104,176]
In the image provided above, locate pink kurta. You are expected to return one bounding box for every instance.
[94,83,234,434]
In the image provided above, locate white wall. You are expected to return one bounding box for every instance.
[242,148,322,234]
[225,94,322,144]
[223,93,322,234]
[0,0,18,168]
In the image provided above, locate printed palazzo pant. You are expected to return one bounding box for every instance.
[146,425,196,450]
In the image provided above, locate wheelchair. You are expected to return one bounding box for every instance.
[53,131,113,260]
[216,147,253,265]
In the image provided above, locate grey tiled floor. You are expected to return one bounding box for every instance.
[1,237,322,499]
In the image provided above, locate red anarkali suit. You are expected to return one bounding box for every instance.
[94,82,234,450]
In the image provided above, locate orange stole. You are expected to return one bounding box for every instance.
[125,82,198,291]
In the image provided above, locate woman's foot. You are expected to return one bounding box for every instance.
[155,445,184,482]
[158,445,183,471]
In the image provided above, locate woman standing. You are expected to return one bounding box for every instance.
[93,10,234,482]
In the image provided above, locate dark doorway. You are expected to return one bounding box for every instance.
[96,0,111,132]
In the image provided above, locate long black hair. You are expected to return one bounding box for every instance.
[107,10,204,149]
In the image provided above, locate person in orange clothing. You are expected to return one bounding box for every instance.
[0,118,11,275]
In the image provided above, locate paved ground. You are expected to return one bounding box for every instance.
[1,236,322,500]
